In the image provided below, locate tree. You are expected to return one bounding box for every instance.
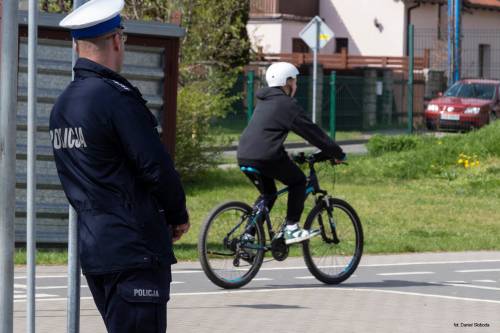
[181,0,250,70]
[41,0,251,178]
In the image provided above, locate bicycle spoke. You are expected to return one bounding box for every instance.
[303,198,363,284]
[199,202,265,289]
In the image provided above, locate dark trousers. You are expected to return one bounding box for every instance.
[240,157,307,223]
[85,266,171,333]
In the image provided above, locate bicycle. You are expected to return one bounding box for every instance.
[198,151,364,289]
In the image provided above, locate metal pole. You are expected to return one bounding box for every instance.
[454,0,461,83]
[68,2,84,332]
[407,24,414,134]
[0,1,20,332]
[312,17,320,124]
[27,0,38,332]
[67,207,80,333]
[246,70,254,123]
[329,71,337,140]
[447,0,454,86]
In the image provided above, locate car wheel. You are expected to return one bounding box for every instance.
[489,111,497,124]
[426,121,435,131]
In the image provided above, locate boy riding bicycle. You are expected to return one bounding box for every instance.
[237,62,345,245]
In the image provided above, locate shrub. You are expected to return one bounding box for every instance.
[339,121,500,182]
[174,82,231,179]
[367,134,423,156]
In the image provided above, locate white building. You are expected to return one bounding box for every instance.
[248,0,500,78]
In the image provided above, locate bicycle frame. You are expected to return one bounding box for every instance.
[241,160,332,249]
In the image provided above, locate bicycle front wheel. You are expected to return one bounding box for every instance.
[198,201,265,289]
[303,198,363,284]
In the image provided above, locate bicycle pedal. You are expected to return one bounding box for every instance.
[309,229,321,238]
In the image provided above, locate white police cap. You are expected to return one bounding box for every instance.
[59,0,125,40]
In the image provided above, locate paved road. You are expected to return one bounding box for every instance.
[219,142,368,169]
[13,251,500,332]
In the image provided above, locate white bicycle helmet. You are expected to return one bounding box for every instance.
[265,62,299,87]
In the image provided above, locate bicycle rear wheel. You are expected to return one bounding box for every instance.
[302,197,363,284]
[198,201,265,289]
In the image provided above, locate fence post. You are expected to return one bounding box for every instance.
[0,1,19,332]
[454,0,461,82]
[68,2,84,333]
[247,70,254,123]
[447,0,454,86]
[27,0,39,332]
[407,24,414,134]
[329,71,337,140]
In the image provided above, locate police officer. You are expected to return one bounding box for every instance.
[50,0,189,331]
[237,62,345,244]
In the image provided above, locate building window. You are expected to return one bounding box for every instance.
[479,44,491,79]
[292,38,310,53]
[437,4,448,40]
[335,37,349,53]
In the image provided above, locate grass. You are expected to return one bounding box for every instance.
[176,156,500,260]
[15,248,68,266]
[18,122,500,264]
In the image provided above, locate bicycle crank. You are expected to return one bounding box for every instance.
[271,237,289,261]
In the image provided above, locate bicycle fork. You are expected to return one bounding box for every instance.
[318,197,340,244]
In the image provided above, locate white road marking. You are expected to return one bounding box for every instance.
[441,283,500,292]
[192,259,500,272]
[444,281,467,284]
[13,285,500,305]
[293,275,358,279]
[171,281,185,284]
[172,270,204,274]
[14,283,89,290]
[456,269,500,273]
[15,296,95,303]
[14,274,75,280]
[38,285,89,290]
[14,293,58,299]
[169,287,500,305]
[252,278,273,281]
[473,280,496,283]
[359,259,500,267]
[14,259,500,280]
[377,271,434,276]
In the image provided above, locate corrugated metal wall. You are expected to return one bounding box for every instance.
[15,38,166,244]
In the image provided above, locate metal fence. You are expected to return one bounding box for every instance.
[217,68,426,136]
[415,28,500,81]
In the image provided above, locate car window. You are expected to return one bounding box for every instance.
[474,84,495,100]
[444,82,495,100]
[444,82,461,97]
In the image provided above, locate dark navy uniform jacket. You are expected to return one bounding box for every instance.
[50,58,188,275]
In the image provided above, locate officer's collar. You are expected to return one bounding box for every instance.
[74,58,131,88]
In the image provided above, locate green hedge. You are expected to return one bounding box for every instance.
[338,122,500,182]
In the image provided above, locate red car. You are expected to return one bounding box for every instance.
[425,79,500,131]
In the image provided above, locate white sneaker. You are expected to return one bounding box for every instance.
[284,224,318,244]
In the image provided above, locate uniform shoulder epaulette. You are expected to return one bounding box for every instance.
[102,78,132,93]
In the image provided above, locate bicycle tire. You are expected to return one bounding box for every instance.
[302,197,363,284]
[198,201,265,289]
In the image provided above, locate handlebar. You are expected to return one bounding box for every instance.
[292,151,347,166]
